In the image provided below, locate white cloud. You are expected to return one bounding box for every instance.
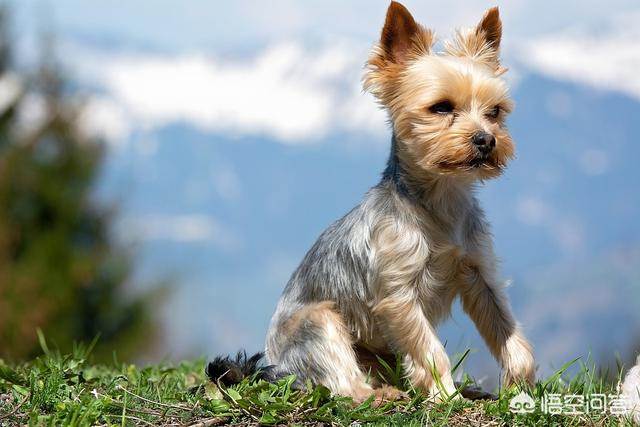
[79,97,132,145]
[68,8,640,148]
[73,42,386,145]
[119,214,241,249]
[66,8,640,148]
[520,11,640,100]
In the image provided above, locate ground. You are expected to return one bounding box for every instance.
[0,339,636,426]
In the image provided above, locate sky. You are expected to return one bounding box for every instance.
[9,0,640,144]
[4,0,640,384]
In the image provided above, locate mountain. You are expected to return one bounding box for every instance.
[98,70,640,381]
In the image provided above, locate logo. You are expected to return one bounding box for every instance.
[508,392,631,415]
[509,391,536,414]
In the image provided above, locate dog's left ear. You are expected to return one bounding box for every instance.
[475,7,502,51]
[446,6,503,71]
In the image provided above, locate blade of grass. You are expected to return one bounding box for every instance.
[36,328,50,355]
[451,349,471,375]
[541,357,581,391]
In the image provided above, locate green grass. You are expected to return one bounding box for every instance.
[0,338,636,426]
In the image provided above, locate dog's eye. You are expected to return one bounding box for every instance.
[429,101,454,115]
[487,105,501,119]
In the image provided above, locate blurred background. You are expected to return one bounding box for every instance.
[1,0,639,387]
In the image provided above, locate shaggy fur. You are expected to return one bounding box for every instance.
[210,1,536,404]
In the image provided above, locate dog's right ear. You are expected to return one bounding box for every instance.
[380,1,421,64]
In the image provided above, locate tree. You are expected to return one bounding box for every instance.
[0,7,160,361]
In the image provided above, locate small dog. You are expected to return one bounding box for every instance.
[208,1,535,404]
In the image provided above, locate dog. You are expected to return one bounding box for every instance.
[208,1,535,404]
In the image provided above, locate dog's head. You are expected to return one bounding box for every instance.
[365,2,515,181]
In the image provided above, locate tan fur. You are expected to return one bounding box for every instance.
[282,301,406,405]
[458,252,535,386]
[366,30,515,181]
[445,7,502,71]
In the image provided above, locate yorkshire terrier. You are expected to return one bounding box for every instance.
[208,1,535,404]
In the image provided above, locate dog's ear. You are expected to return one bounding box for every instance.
[475,7,502,51]
[445,6,503,71]
[380,1,420,64]
[364,2,433,102]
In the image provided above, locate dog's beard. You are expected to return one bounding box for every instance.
[405,136,509,179]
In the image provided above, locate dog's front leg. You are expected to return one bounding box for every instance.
[373,293,456,401]
[459,256,535,387]
[371,220,456,401]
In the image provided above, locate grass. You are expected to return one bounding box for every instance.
[0,337,636,426]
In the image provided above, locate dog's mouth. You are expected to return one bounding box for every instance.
[469,156,490,168]
[471,152,501,168]
[436,154,502,174]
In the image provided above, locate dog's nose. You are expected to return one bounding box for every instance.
[472,132,496,153]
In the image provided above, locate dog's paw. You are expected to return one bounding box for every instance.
[375,384,409,402]
[502,332,536,387]
[352,385,409,408]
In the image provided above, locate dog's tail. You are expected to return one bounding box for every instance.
[206,351,278,386]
